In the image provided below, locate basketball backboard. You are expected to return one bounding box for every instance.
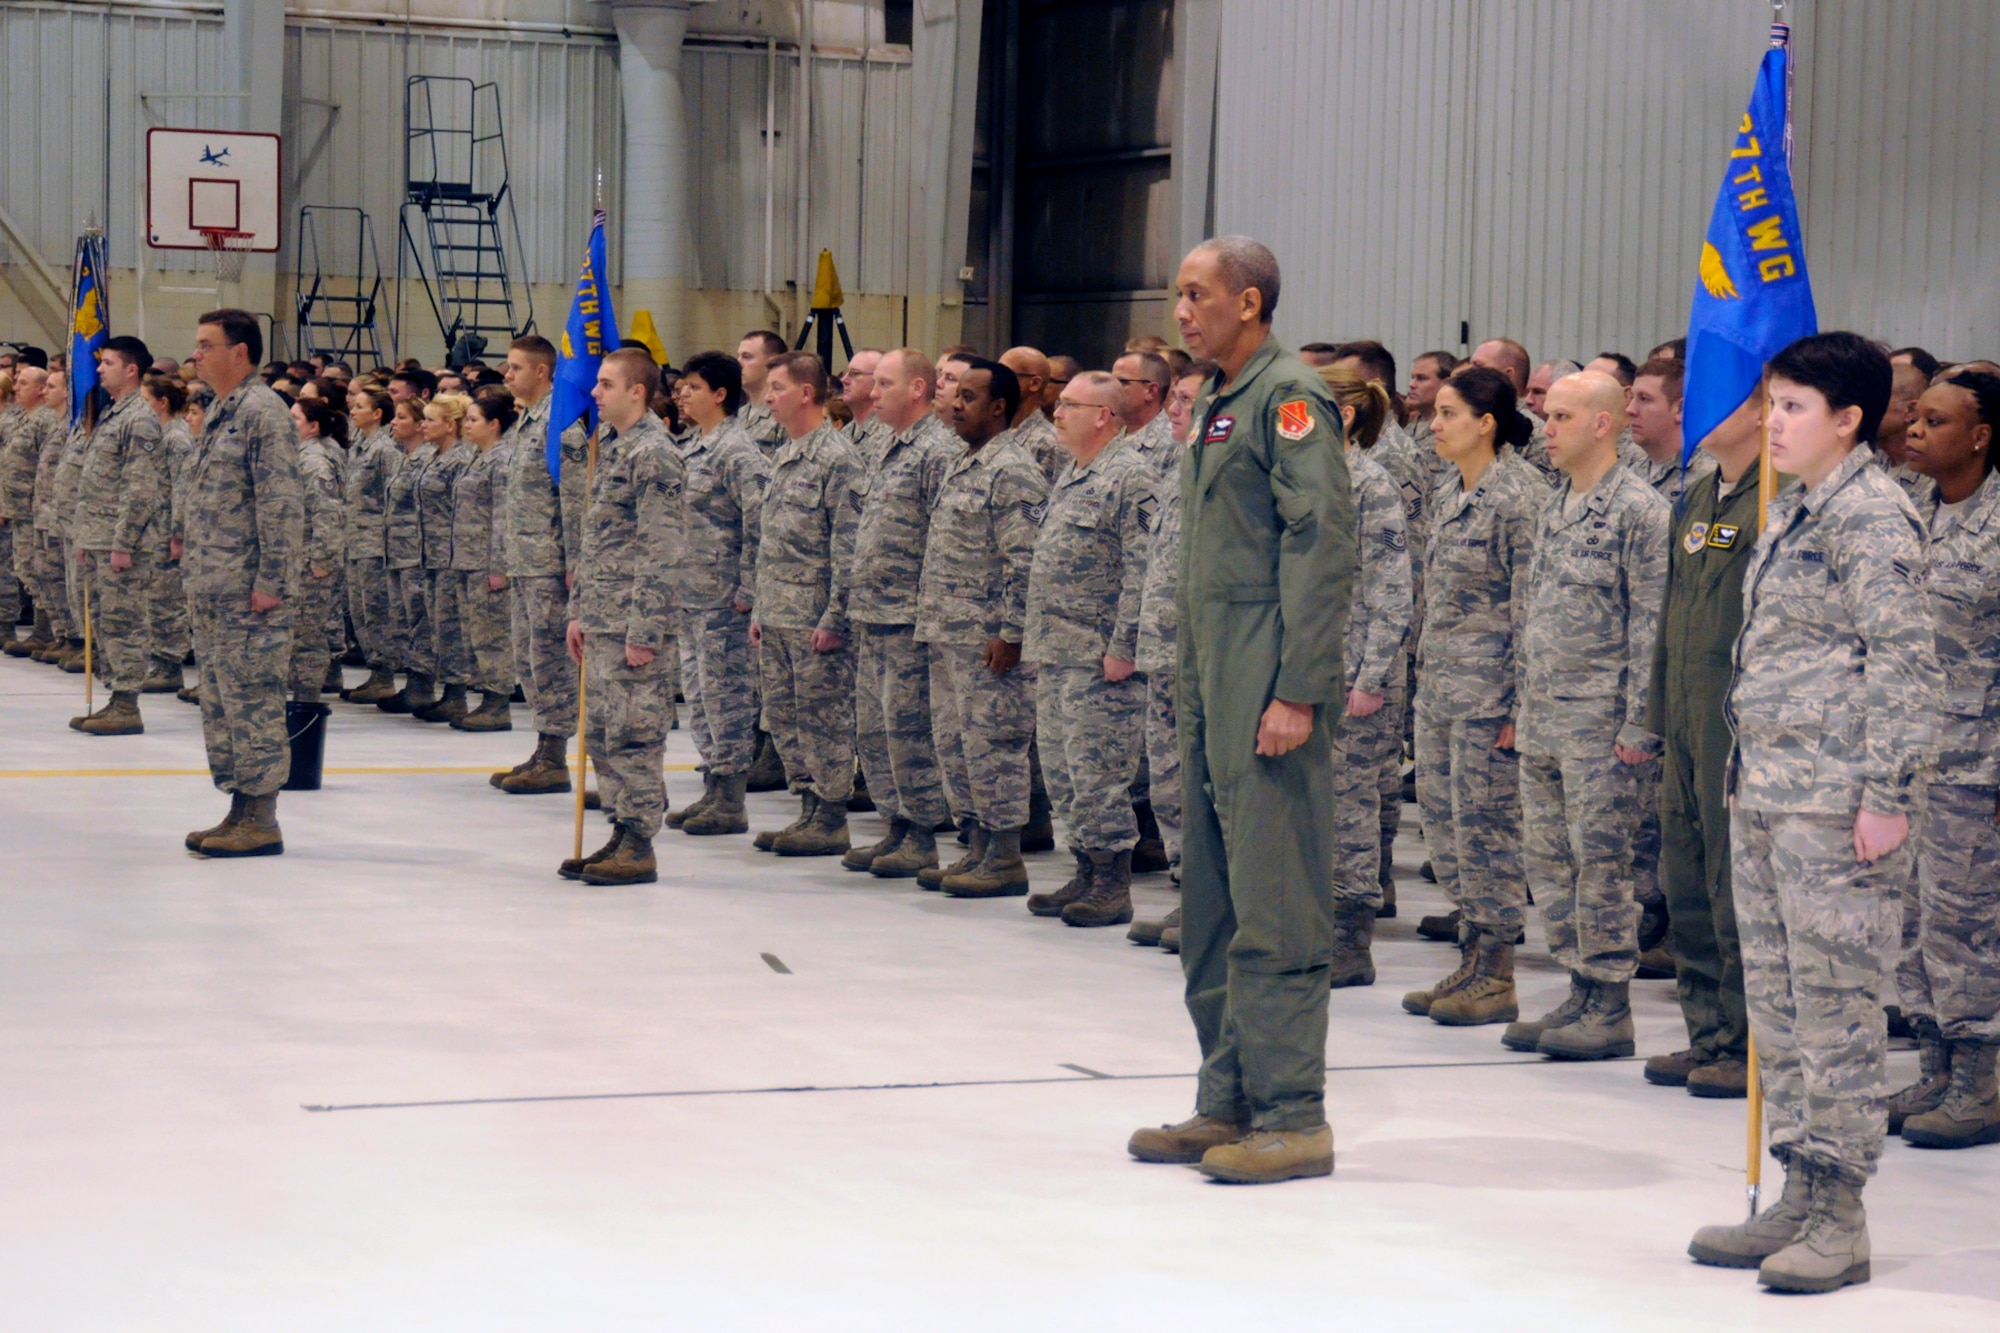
[146,127,282,252]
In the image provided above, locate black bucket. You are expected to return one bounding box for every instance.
[284,701,331,791]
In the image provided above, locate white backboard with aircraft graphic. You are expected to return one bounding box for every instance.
[146,127,282,251]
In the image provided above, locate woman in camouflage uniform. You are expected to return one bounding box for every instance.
[380,398,435,714]
[450,387,518,731]
[414,393,474,724]
[286,397,348,702]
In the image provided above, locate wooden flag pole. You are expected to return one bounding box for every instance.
[570,426,599,861]
[82,572,94,715]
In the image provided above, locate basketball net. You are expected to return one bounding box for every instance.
[200,227,254,285]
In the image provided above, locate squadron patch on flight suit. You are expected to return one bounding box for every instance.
[1683,521,1710,554]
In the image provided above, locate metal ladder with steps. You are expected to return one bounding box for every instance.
[293,205,390,366]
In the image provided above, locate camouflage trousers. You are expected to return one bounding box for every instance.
[287,574,343,700]
[0,523,18,629]
[1414,704,1527,938]
[583,631,672,838]
[1734,806,1903,1182]
[149,558,189,668]
[1521,750,1643,982]
[510,575,577,737]
[189,595,294,797]
[1035,664,1142,853]
[1332,674,1407,910]
[79,548,157,692]
[1145,668,1183,862]
[459,572,513,696]
[928,643,1034,832]
[347,555,395,670]
[389,566,431,676]
[26,530,71,639]
[1661,690,1748,1063]
[1900,783,2000,1042]
[678,607,755,777]
[853,622,948,826]
[428,568,469,687]
[1376,666,1410,854]
[757,625,855,803]
[1633,757,1664,913]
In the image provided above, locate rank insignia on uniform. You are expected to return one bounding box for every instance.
[1204,414,1235,444]
[658,477,684,499]
[1135,494,1159,533]
[1276,400,1313,441]
[1684,522,1710,553]
[1706,523,1740,550]
[1020,500,1047,525]
[849,489,865,514]
[1381,528,1406,552]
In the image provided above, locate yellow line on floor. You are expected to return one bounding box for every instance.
[0,763,702,779]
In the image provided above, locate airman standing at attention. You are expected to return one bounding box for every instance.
[451,388,517,730]
[735,330,792,456]
[2,363,59,658]
[379,400,435,715]
[839,348,890,457]
[1112,350,1180,479]
[284,397,349,704]
[340,386,401,704]
[998,347,1064,483]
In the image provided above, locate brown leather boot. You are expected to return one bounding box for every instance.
[1197,1126,1335,1184]
[943,827,1029,898]
[559,825,624,880]
[76,691,144,736]
[843,816,907,871]
[1062,851,1134,927]
[413,683,467,724]
[379,672,431,715]
[1402,935,1477,1016]
[1902,1041,2000,1149]
[499,734,574,795]
[774,794,850,856]
[199,793,284,858]
[683,773,749,836]
[141,659,184,693]
[1128,901,1179,947]
[345,668,399,704]
[1128,1113,1248,1164]
[187,793,246,851]
[1158,907,1183,954]
[1028,850,1093,918]
[755,793,815,852]
[1327,899,1377,987]
[1886,1018,1952,1132]
[918,823,982,890]
[668,772,716,829]
[869,821,937,877]
[1428,932,1518,1026]
[580,827,659,886]
[453,691,513,732]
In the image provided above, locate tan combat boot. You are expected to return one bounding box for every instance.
[1027,850,1093,918]
[745,730,787,792]
[942,827,1029,898]
[918,823,983,890]
[755,793,815,852]
[1886,1018,1953,1132]
[1758,1161,1871,1294]
[141,658,184,693]
[1538,979,1634,1059]
[1402,935,1476,1016]
[580,827,659,886]
[413,682,467,724]
[843,816,907,872]
[1689,1150,1812,1268]
[1197,1125,1335,1184]
[1062,851,1134,927]
[499,734,574,795]
[187,793,246,851]
[869,822,938,878]
[345,668,399,704]
[1902,1040,2000,1149]
[1128,902,1176,947]
[1158,906,1183,954]
[559,825,625,880]
[1327,899,1377,987]
[76,691,144,736]
[1128,1112,1248,1164]
[199,793,284,858]
[1428,932,1518,1026]
[774,794,850,856]
[668,772,716,829]
[1504,974,1590,1052]
[683,774,749,836]
[1687,1055,1750,1098]
[1644,1048,1700,1087]
[453,691,513,732]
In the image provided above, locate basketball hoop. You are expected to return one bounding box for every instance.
[200,227,255,284]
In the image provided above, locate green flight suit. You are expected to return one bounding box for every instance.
[1645,464,1763,1064]
[1178,336,1356,1132]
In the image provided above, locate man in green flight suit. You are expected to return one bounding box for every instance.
[1127,236,1357,1184]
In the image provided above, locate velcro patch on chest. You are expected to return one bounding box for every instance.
[1276,400,1313,441]
[1682,522,1710,554]
[1204,415,1235,444]
[1706,523,1740,550]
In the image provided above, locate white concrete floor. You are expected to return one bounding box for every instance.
[1,652,1995,1331]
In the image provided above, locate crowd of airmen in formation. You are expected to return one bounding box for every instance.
[2,244,1998,1291]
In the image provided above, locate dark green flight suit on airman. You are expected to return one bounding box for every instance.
[1178,335,1356,1132]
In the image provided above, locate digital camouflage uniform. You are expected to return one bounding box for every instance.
[385,442,436,677]
[571,412,686,838]
[0,403,27,628]
[73,392,170,692]
[53,420,91,637]
[1370,420,1431,839]
[1178,339,1355,1133]
[1516,463,1669,982]
[1899,470,2000,1045]
[151,417,195,670]
[26,406,72,641]
[738,402,789,458]
[847,412,954,828]
[753,419,863,805]
[343,427,399,674]
[1123,411,1182,482]
[1415,447,1542,940]
[504,399,578,738]
[417,442,472,687]
[1727,445,1941,1181]
[287,435,348,699]
[1005,410,1065,485]
[1025,437,1155,853]
[917,434,1048,832]
[1330,445,1413,912]
[184,381,305,796]
[673,415,768,778]
[450,437,513,698]
[1135,466,1184,863]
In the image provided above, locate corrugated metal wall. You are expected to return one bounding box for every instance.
[1214,0,2000,365]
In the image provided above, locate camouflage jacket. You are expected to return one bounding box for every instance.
[51,421,92,537]
[417,443,471,570]
[917,434,1048,648]
[1004,411,1065,485]
[1617,435,1716,507]
[1344,446,1414,695]
[297,436,349,573]
[847,415,892,460]
[557,420,593,577]
[1726,446,1942,816]
[79,391,173,551]
[343,427,399,562]
[1371,421,1431,566]
[164,419,197,538]
[1516,463,1670,758]
[1135,470,1181,675]
[27,407,67,533]
[753,420,863,634]
[675,415,769,611]
[849,413,956,627]
[570,412,686,649]
[1919,469,2000,787]
[1025,438,1156,665]
[1417,449,1542,722]
[384,443,435,571]
[739,402,789,457]
[183,379,304,602]
[449,440,509,574]
[501,394,565,578]
[1122,412,1182,482]
[0,404,31,521]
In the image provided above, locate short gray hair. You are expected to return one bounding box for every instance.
[1195,235,1281,323]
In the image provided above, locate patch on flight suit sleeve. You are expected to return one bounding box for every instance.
[1276,400,1314,441]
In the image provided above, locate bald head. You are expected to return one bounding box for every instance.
[1543,370,1626,480]
[1472,339,1532,394]
[14,364,48,408]
[1000,347,1049,426]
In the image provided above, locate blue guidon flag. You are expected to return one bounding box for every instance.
[547,207,620,482]
[69,231,110,428]
[1681,22,1817,467]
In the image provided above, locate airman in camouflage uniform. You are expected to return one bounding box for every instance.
[53,416,94,660]
[666,364,768,835]
[563,363,686,886]
[26,396,75,657]
[1128,393,1189,948]
[449,410,513,728]
[71,353,170,732]
[287,430,348,701]
[0,378,40,651]
[840,350,955,875]
[1000,348,1065,484]
[917,359,1049,898]
[752,357,864,855]
[415,416,473,722]
[147,405,195,684]
[382,430,436,712]
[179,312,305,859]
[1023,372,1155,927]
[1503,373,1668,1061]
[341,415,401,702]
[1693,336,1942,1293]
